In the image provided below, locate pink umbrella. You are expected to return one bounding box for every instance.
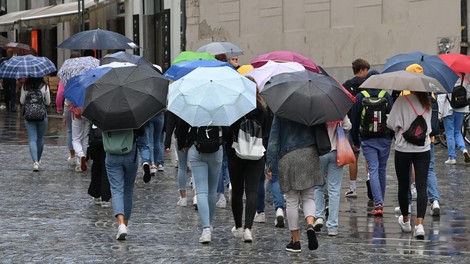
[251,50,320,73]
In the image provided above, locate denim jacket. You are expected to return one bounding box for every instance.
[265,116,317,170]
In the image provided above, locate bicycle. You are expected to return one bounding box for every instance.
[463,113,470,145]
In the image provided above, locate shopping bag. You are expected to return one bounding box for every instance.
[336,126,356,166]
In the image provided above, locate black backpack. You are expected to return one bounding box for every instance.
[194,126,223,153]
[429,94,440,137]
[448,83,469,109]
[402,96,428,146]
[24,88,47,122]
[360,90,389,138]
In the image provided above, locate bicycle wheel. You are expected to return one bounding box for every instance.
[463,113,470,145]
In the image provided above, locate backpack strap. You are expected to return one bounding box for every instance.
[378,90,387,98]
[404,95,427,116]
[361,90,370,98]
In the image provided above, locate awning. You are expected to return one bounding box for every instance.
[0,6,52,32]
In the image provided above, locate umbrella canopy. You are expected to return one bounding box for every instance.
[251,50,320,73]
[237,64,254,75]
[438,53,470,74]
[100,51,153,67]
[261,70,355,126]
[168,66,257,126]
[381,51,458,92]
[57,56,100,85]
[58,29,139,50]
[246,60,305,91]
[163,59,232,81]
[82,64,169,131]
[171,51,216,65]
[2,42,35,55]
[0,55,56,79]
[0,35,10,46]
[64,67,113,107]
[359,70,447,93]
[196,41,243,57]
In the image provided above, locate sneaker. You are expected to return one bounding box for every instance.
[231,226,244,238]
[370,204,383,217]
[274,208,285,228]
[243,228,253,242]
[216,197,226,208]
[193,195,198,211]
[157,164,164,171]
[93,197,102,205]
[177,197,187,207]
[80,155,87,172]
[411,184,417,201]
[116,224,128,240]
[101,201,111,208]
[75,165,82,172]
[398,215,412,233]
[32,162,39,172]
[150,165,157,175]
[444,159,456,165]
[414,224,425,239]
[464,150,470,163]
[253,212,266,223]
[394,204,412,215]
[328,229,339,236]
[307,224,319,250]
[285,239,301,253]
[142,163,151,183]
[199,228,211,244]
[67,156,76,166]
[431,200,440,216]
[366,180,373,200]
[313,218,324,231]
[345,189,357,198]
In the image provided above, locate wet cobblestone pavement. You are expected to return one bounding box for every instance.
[1,110,470,263]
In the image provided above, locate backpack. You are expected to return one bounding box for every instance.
[194,126,223,153]
[232,118,265,160]
[312,123,331,156]
[102,129,135,155]
[24,88,47,122]
[402,96,428,146]
[448,81,469,109]
[360,90,389,137]
[429,94,440,137]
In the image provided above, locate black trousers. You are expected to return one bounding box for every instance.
[88,141,111,202]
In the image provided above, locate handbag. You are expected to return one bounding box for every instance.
[232,117,266,160]
[336,126,356,166]
[313,124,331,156]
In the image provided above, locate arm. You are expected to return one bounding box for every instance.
[164,111,177,149]
[350,95,363,147]
[175,118,190,150]
[386,97,404,133]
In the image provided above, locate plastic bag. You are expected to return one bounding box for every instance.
[336,126,356,166]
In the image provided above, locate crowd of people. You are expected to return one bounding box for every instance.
[1,48,470,253]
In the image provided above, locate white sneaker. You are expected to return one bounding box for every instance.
[313,218,324,231]
[193,194,198,210]
[345,189,357,198]
[414,224,425,239]
[431,200,440,216]
[32,162,39,172]
[116,224,128,240]
[243,228,253,242]
[177,197,187,207]
[411,184,417,200]
[199,228,212,243]
[398,215,412,233]
[394,204,411,215]
[444,159,456,165]
[253,212,266,223]
[67,156,76,166]
[231,226,244,238]
[216,197,226,208]
[463,150,470,163]
[274,208,285,228]
[150,165,157,175]
[157,164,165,171]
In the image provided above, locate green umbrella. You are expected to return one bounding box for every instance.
[171,51,216,65]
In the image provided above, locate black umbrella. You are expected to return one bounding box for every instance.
[58,29,139,50]
[261,70,356,126]
[82,64,169,131]
[100,51,153,67]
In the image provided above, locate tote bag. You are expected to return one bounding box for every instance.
[232,118,265,160]
[336,126,356,166]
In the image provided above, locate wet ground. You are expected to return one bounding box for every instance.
[1,108,470,263]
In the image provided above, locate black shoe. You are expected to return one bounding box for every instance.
[366,179,373,200]
[307,225,319,250]
[285,239,301,253]
[143,163,151,183]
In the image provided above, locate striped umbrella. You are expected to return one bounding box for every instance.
[57,56,100,85]
[0,55,56,79]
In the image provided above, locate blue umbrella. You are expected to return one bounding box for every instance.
[164,60,233,81]
[381,51,458,92]
[0,55,56,78]
[58,29,139,50]
[64,67,112,107]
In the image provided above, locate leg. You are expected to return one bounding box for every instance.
[325,151,343,232]
[377,138,392,203]
[176,143,188,197]
[443,114,456,160]
[427,144,440,204]
[189,146,211,228]
[25,121,39,162]
[256,168,266,214]
[362,140,383,206]
[227,150,244,228]
[395,151,412,221]
[243,159,263,229]
[206,148,223,224]
[314,154,328,220]
[413,151,430,221]
[453,112,467,153]
[65,109,75,157]
[153,113,165,167]
[123,151,138,219]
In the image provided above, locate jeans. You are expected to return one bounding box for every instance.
[188,145,223,228]
[443,112,467,159]
[137,125,150,165]
[217,145,230,194]
[361,138,392,206]
[427,143,440,203]
[72,117,90,160]
[285,188,315,231]
[66,109,73,151]
[25,118,48,162]
[148,113,165,165]
[314,150,343,232]
[176,139,189,190]
[105,147,138,219]
[257,159,284,213]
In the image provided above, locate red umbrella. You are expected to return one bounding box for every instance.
[438,53,470,74]
[2,42,35,55]
[251,50,320,73]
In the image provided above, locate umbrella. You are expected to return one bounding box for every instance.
[82,64,169,131]
[57,56,100,85]
[2,42,35,55]
[100,51,153,67]
[168,66,257,126]
[260,70,355,126]
[0,35,10,46]
[64,67,113,107]
[438,53,470,74]
[237,64,254,75]
[171,51,216,65]
[0,55,56,79]
[251,50,320,73]
[58,29,139,50]
[163,59,232,81]
[381,51,458,92]
[196,41,243,57]
[246,60,305,91]
[359,71,447,93]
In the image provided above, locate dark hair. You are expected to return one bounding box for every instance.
[24,78,45,91]
[352,59,370,75]
[245,75,267,109]
[70,51,81,58]
[214,53,227,62]
[413,92,432,110]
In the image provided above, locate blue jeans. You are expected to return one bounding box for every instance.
[176,139,189,190]
[361,138,392,206]
[66,109,73,151]
[314,150,343,232]
[217,145,230,194]
[257,159,284,213]
[105,147,138,219]
[148,113,165,165]
[427,143,440,202]
[188,145,223,228]
[25,118,48,162]
[137,126,150,165]
[444,112,467,159]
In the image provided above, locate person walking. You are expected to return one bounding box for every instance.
[88,124,111,207]
[55,79,76,167]
[20,77,51,171]
[148,112,165,172]
[2,48,17,112]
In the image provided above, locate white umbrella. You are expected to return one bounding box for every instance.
[196,41,243,57]
[246,60,305,91]
[359,71,447,93]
